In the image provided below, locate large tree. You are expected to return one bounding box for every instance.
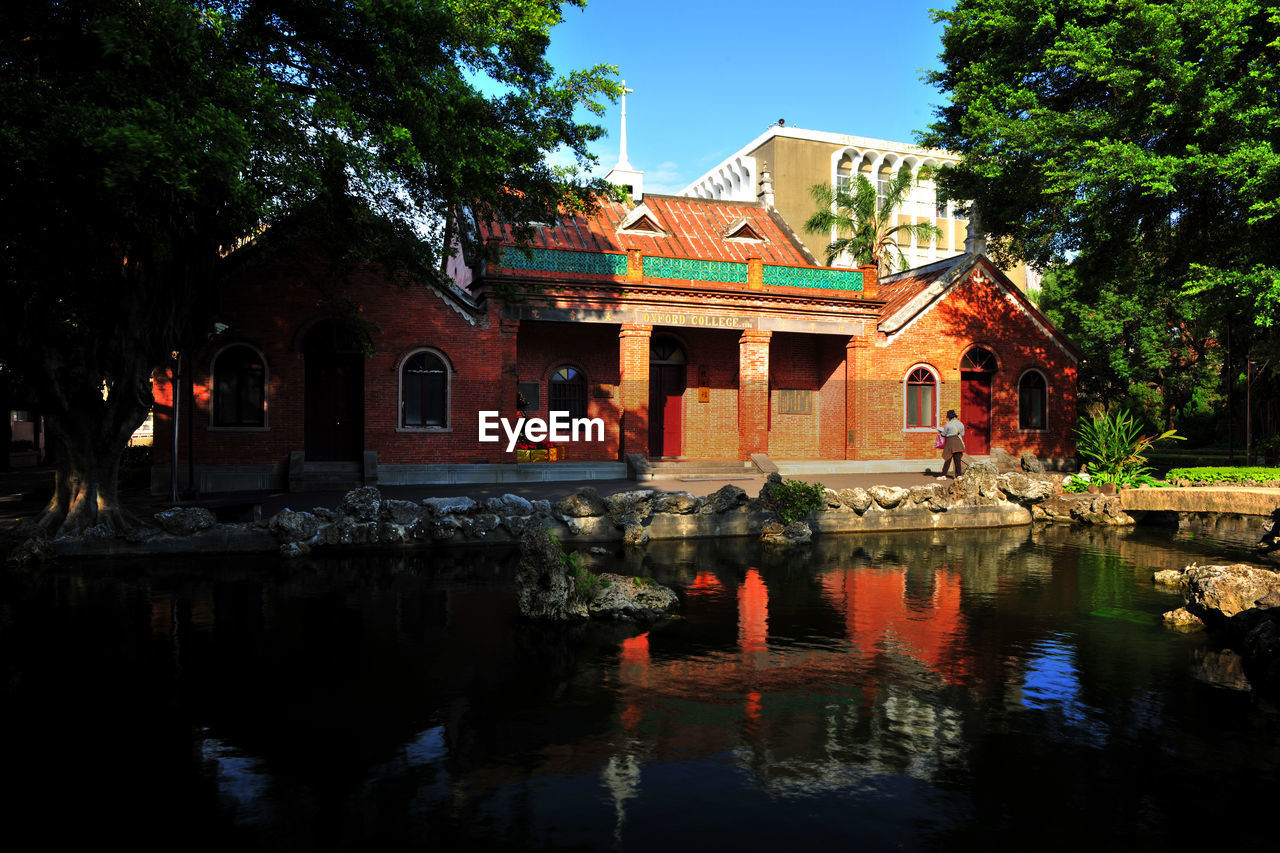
[922,0,1280,433]
[1,0,618,535]
[803,165,941,274]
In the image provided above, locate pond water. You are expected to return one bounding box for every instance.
[3,524,1278,851]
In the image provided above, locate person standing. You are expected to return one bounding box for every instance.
[938,410,966,479]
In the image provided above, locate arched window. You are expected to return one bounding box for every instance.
[549,365,587,419]
[212,344,266,428]
[400,350,449,428]
[1019,371,1048,430]
[905,366,938,428]
[961,347,998,373]
[650,337,686,364]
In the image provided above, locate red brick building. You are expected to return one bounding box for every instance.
[152,192,1077,492]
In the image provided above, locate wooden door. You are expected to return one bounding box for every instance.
[305,352,363,461]
[648,364,686,457]
[961,373,991,455]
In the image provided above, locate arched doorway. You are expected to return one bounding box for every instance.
[649,337,687,458]
[960,346,996,455]
[302,319,364,461]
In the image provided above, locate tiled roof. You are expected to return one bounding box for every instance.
[477,194,816,267]
[876,255,967,320]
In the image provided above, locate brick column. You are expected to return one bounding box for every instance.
[738,330,771,459]
[618,324,652,458]
[845,335,868,460]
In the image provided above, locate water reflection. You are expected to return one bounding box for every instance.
[2,527,1278,850]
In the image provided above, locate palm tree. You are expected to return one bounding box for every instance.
[804,164,943,275]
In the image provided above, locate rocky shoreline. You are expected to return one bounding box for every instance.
[1156,562,1280,696]
[3,461,1142,565]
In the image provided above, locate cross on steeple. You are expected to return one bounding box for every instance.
[605,79,643,200]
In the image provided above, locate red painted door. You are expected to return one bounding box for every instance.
[648,364,686,457]
[961,373,991,455]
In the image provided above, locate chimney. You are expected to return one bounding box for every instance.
[858,264,878,297]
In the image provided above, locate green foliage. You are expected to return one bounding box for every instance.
[764,479,827,524]
[0,1,619,531]
[924,0,1280,426]
[1076,407,1184,485]
[1164,467,1280,486]
[548,529,606,602]
[803,165,942,274]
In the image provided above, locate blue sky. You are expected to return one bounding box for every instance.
[545,0,954,194]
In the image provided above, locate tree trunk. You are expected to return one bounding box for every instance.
[34,366,152,538]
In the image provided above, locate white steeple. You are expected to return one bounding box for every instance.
[605,80,643,200]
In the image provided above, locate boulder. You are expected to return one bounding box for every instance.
[822,488,844,510]
[838,487,872,513]
[622,516,650,547]
[997,472,1055,503]
[1153,569,1187,587]
[339,486,382,521]
[1020,451,1047,474]
[319,517,380,545]
[422,496,477,517]
[381,499,423,526]
[1162,607,1206,631]
[269,509,321,543]
[153,506,215,536]
[588,574,680,622]
[956,462,1001,502]
[706,484,749,514]
[606,489,655,525]
[498,493,535,515]
[1184,563,1280,620]
[762,520,812,545]
[868,485,909,509]
[553,487,608,518]
[378,522,410,544]
[459,513,501,539]
[514,526,587,621]
[989,447,1021,471]
[6,536,54,567]
[908,484,951,512]
[654,491,700,514]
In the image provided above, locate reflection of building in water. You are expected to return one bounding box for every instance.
[820,566,970,685]
[605,563,975,799]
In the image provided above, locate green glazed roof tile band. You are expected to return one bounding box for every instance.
[643,256,750,283]
[500,247,628,277]
[762,265,864,291]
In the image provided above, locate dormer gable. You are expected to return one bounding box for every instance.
[617,203,667,237]
[723,217,766,243]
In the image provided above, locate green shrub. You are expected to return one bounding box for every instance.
[763,478,826,524]
[1076,407,1183,486]
[548,530,607,602]
[1164,466,1280,486]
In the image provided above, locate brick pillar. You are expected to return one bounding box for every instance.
[738,329,772,459]
[618,324,652,458]
[845,335,867,460]
[495,315,522,462]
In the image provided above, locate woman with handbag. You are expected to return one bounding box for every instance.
[937,410,966,480]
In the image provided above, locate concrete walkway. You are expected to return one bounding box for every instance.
[1120,486,1280,517]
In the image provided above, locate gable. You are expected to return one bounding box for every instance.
[617,203,667,237]
[880,257,1079,362]
[723,217,766,242]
